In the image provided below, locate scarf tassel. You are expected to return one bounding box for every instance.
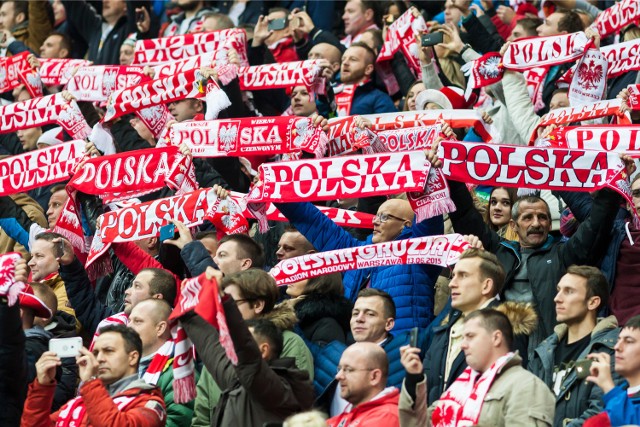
[204,86,232,120]
[173,376,196,404]
[414,197,457,223]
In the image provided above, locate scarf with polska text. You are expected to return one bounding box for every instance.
[0,52,40,96]
[38,58,93,86]
[55,387,148,427]
[66,65,146,101]
[150,51,239,86]
[591,0,640,38]
[431,353,515,427]
[166,116,328,159]
[530,98,630,144]
[623,84,640,111]
[544,125,640,154]
[270,234,469,285]
[559,38,640,84]
[438,140,632,202]
[102,68,231,123]
[238,60,324,93]
[169,272,237,400]
[0,140,84,196]
[0,92,91,140]
[133,28,248,67]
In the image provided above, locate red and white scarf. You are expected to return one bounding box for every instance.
[461,52,503,100]
[0,140,84,196]
[133,28,248,66]
[546,125,640,153]
[56,389,140,427]
[624,84,640,111]
[151,52,215,80]
[431,353,515,427]
[591,0,640,37]
[439,140,631,200]
[502,32,591,71]
[334,81,366,117]
[559,38,640,83]
[0,52,39,96]
[270,234,469,285]
[66,65,146,101]
[102,68,230,123]
[38,58,92,86]
[238,60,323,93]
[531,98,629,144]
[0,252,25,306]
[524,67,549,113]
[0,93,91,139]
[568,48,608,107]
[167,116,328,158]
[18,67,43,98]
[90,311,130,351]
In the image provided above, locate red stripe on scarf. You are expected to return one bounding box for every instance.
[592,0,640,37]
[38,58,92,86]
[502,32,590,71]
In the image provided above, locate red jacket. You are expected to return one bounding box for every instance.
[21,378,166,427]
[327,388,400,427]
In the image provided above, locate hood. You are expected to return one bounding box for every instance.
[264,303,297,331]
[294,293,352,329]
[553,315,619,340]
[45,310,78,337]
[25,326,53,341]
[495,301,538,336]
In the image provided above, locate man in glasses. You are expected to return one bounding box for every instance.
[327,342,399,427]
[275,197,444,332]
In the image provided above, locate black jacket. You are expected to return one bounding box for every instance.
[294,292,352,346]
[0,301,27,427]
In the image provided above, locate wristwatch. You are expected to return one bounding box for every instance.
[460,44,472,56]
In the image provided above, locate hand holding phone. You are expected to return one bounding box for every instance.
[49,337,83,358]
[268,17,287,32]
[136,11,145,23]
[409,327,419,348]
[575,358,594,380]
[421,32,444,47]
[159,223,178,242]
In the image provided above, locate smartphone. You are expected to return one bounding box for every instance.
[575,358,593,380]
[136,11,145,23]
[49,337,83,358]
[159,223,177,242]
[56,239,65,258]
[268,17,287,31]
[409,327,419,348]
[421,32,444,47]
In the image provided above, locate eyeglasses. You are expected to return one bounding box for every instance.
[336,366,375,375]
[373,213,409,223]
[632,189,640,198]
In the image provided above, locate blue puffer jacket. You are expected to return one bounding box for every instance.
[275,202,444,332]
[602,382,640,426]
[348,81,398,116]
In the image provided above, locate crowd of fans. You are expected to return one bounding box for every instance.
[1,0,640,426]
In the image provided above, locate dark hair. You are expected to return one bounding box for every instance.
[267,7,290,23]
[8,1,28,21]
[515,17,542,36]
[303,273,344,297]
[357,288,396,319]
[551,87,569,98]
[624,315,640,330]
[384,1,408,17]
[195,230,217,241]
[362,28,383,53]
[511,196,550,221]
[48,31,72,55]
[465,308,514,350]
[360,0,382,28]
[35,231,65,243]
[246,318,283,359]
[221,269,278,313]
[458,249,506,296]
[138,268,177,306]
[484,187,517,231]
[349,41,377,67]
[98,324,143,360]
[565,265,609,311]
[50,183,67,194]
[218,234,266,269]
[557,8,584,33]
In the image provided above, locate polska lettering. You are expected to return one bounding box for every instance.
[67,66,146,101]
[238,60,322,91]
[593,0,640,37]
[38,58,92,86]
[503,32,590,70]
[549,126,640,152]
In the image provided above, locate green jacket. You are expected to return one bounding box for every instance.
[192,328,313,427]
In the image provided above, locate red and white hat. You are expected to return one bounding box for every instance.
[416,86,476,110]
[19,284,52,319]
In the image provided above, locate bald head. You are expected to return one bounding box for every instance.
[309,43,343,67]
[372,199,414,243]
[135,298,172,323]
[351,342,389,378]
[336,342,389,406]
[129,299,172,355]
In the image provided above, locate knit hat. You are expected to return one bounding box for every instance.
[559,207,579,238]
[416,86,477,110]
[123,33,137,48]
[20,284,52,318]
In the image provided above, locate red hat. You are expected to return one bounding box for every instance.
[416,86,477,110]
[19,284,52,319]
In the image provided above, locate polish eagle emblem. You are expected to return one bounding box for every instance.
[577,60,604,90]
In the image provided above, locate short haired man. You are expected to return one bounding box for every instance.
[308,42,343,80]
[400,309,555,426]
[529,266,620,426]
[39,32,70,59]
[180,268,314,426]
[46,185,68,229]
[213,234,266,275]
[423,249,536,404]
[276,226,316,261]
[586,315,640,426]
[129,299,195,426]
[327,342,399,427]
[336,41,397,116]
[22,324,166,425]
[341,0,379,47]
[191,269,314,427]
[537,9,584,37]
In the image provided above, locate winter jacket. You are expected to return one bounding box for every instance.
[0,301,27,427]
[22,377,166,427]
[529,316,620,427]
[293,292,352,346]
[275,201,444,332]
[61,1,149,65]
[10,0,53,54]
[327,388,400,427]
[181,298,314,427]
[600,382,640,426]
[0,193,46,258]
[162,7,215,36]
[344,80,398,116]
[424,301,537,404]
[448,180,621,347]
[25,326,52,386]
[400,354,555,427]
[41,274,79,330]
[44,311,79,411]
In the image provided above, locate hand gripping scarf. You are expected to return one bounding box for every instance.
[102,68,230,123]
[591,0,640,38]
[0,252,26,306]
[270,234,469,285]
[133,28,248,66]
[0,140,84,196]
[0,52,41,97]
[38,58,93,86]
[167,116,328,158]
[0,92,91,140]
[168,272,238,402]
[238,60,324,93]
[431,352,515,427]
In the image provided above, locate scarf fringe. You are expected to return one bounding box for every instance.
[205,87,232,120]
[173,376,196,404]
[415,198,457,223]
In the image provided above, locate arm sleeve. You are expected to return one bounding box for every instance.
[0,195,36,249]
[604,386,640,426]
[60,0,102,45]
[21,380,56,427]
[26,0,54,53]
[502,70,541,144]
[180,241,217,277]
[0,302,27,426]
[391,52,417,96]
